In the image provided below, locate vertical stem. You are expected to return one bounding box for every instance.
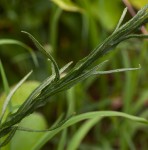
[0,61,12,113]
[49,6,62,58]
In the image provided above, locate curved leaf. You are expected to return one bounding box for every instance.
[0,71,32,123]
[22,31,60,81]
[0,39,38,66]
[31,111,148,150]
[51,0,83,12]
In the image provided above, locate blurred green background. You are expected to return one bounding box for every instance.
[0,0,148,149]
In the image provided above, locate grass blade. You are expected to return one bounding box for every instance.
[57,129,67,150]
[0,60,10,95]
[0,39,38,66]
[0,60,11,112]
[51,0,83,12]
[67,117,101,150]
[27,111,148,150]
[0,71,32,123]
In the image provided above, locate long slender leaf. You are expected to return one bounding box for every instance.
[0,39,38,66]
[94,64,141,75]
[16,61,73,114]
[51,0,83,12]
[57,129,67,150]
[0,60,12,114]
[0,126,18,147]
[67,117,101,150]
[0,60,10,95]
[113,7,128,33]
[22,31,60,81]
[0,71,32,123]
[30,111,148,150]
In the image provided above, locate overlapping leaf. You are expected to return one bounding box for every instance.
[1,4,148,148]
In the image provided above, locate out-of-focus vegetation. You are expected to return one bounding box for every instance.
[0,0,148,149]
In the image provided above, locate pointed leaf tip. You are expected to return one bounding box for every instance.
[22,31,60,81]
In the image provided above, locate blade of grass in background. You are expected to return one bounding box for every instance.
[67,117,101,150]
[0,39,38,67]
[122,50,139,113]
[51,0,83,12]
[57,87,76,150]
[31,111,148,150]
[57,129,67,150]
[0,60,11,112]
[0,60,10,95]
[49,6,62,55]
[0,70,32,124]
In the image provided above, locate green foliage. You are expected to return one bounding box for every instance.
[0,39,38,66]
[2,113,47,150]
[0,71,32,124]
[129,0,148,9]
[22,31,60,81]
[51,0,83,12]
[0,1,148,149]
[0,81,46,150]
[0,61,10,96]
[11,113,47,150]
[32,111,148,150]
[0,81,40,116]
[97,0,123,31]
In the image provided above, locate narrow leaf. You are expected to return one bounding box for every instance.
[113,7,128,33]
[16,61,73,113]
[22,31,60,81]
[0,126,18,147]
[0,60,10,95]
[51,0,83,12]
[94,64,141,75]
[57,129,67,150]
[0,39,38,66]
[51,60,108,92]
[67,117,101,150]
[28,111,148,150]
[125,34,148,39]
[0,71,32,123]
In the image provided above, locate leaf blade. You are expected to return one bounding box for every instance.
[22,31,60,81]
[0,71,32,123]
[0,39,38,66]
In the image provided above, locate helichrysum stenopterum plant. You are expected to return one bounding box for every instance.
[1,5,148,147]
